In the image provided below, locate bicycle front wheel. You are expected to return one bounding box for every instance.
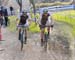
[44,34,48,51]
[44,41,47,51]
[20,32,24,51]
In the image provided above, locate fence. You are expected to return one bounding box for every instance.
[39,5,75,13]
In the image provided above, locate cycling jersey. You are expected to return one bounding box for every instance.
[41,13,50,25]
[17,13,30,27]
[20,15,28,25]
[39,13,52,29]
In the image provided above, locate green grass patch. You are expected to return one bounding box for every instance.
[8,16,17,32]
[8,16,40,33]
[29,22,40,33]
[52,10,75,36]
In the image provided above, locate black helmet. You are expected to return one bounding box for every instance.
[22,10,27,14]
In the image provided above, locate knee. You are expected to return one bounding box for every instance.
[19,29,21,32]
[47,27,50,30]
[41,29,44,34]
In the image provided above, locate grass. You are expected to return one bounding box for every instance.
[29,22,40,33]
[52,10,75,50]
[8,15,40,33]
[52,10,75,36]
[8,16,17,32]
[8,10,75,35]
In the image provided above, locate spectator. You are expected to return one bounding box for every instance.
[0,13,3,41]
[0,13,4,50]
[10,6,14,15]
[0,6,4,16]
[4,8,9,27]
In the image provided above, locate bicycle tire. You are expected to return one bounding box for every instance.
[20,31,24,51]
[44,41,47,51]
[44,34,48,51]
[19,32,21,40]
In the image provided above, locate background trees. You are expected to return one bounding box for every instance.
[0,0,10,6]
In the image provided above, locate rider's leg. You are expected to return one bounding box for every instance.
[24,29,27,44]
[51,25,53,31]
[41,28,45,46]
[50,25,53,34]
[47,26,50,36]
[24,23,29,44]
[18,28,21,40]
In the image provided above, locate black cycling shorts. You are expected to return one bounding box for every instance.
[39,25,46,29]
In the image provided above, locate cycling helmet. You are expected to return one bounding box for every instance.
[22,10,27,14]
[43,9,48,13]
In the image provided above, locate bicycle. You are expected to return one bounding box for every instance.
[43,27,50,51]
[18,25,27,51]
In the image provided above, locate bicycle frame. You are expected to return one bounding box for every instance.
[44,27,48,40]
[18,25,27,51]
[43,27,49,51]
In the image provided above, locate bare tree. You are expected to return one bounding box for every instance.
[16,0,22,12]
[29,0,36,22]
[0,0,10,6]
[0,0,3,5]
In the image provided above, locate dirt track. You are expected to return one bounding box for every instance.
[0,21,74,60]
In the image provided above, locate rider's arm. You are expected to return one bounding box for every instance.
[26,13,32,26]
[50,16,54,25]
[48,13,54,24]
[48,16,51,23]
